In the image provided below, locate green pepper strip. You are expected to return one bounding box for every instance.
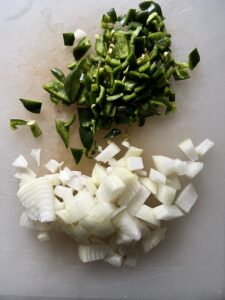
[107,93,123,101]
[19,99,42,114]
[107,8,117,23]
[51,68,65,82]
[79,126,94,150]
[55,115,76,148]
[43,80,70,103]
[73,37,91,61]
[27,120,42,138]
[10,119,27,130]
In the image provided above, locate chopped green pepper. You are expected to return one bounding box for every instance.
[63,32,75,46]
[39,2,200,163]
[51,68,65,82]
[188,48,200,70]
[19,99,42,114]
[71,148,83,164]
[27,120,42,138]
[73,37,91,61]
[10,119,27,130]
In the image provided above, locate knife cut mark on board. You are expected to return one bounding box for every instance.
[6,0,33,21]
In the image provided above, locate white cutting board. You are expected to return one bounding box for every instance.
[0,0,225,299]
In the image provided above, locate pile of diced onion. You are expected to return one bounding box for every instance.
[13,138,214,267]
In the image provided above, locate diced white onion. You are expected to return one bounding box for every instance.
[15,168,37,180]
[127,156,144,171]
[166,175,181,190]
[59,167,74,185]
[139,177,157,194]
[118,179,141,206]
[79,215,99,231]
[110,166,138,185]
[19,211,52,231]
[19,173,35,186]
[89,202,116,223]
[124,146,143,158]
[45,159,63,173]
[185,161,204,178]
[54,197,65,211]
[105,253,123,267]
[30,148,41,166]
[195,139,214,156]
[74,29,87,41]
[136,170,148,177]
[14,137,213,267]
[12,155,28,169]
[178,138,198,161]
[72,224,90,244]
[156,184,176,205]
[90,219,115,237]
[153,205,184,221]
[108,158,118,166]
[44,173,61,186]
[142,228,166,253]
[66,176,84,191]
[54,185,74,206]
[136,205,160,227]
[152,155,176,176]
[174,159,188,176]
[65,191,96,223]
[55,209,73,224]
[175,183,198,213]
[149,168,166,184]
[96,174,126,202]
[95,142,120,163]
[19,211,35,229]
[113,211,141,242]
[82,176,97,196]
[127,185,151,215]
[78,244,111,263]
[37,232,49,242]
[17,177,55,222]
[121,140,131,148]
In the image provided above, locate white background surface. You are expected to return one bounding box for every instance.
[0,0,225,299]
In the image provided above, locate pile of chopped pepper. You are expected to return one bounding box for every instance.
[10,1,200,164]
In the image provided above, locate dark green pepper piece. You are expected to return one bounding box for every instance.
[79,126,94,150]
[51,68,65,82]
[107,8,117,23]
[19,99,42,114]
[71,148,83,164]
[188,48,200,70]
[63,32,75,46]
[124,9,137,25]
[64,58,88,102]
[73,37,91,61]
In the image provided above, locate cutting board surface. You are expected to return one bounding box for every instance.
[0,0,225,299]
